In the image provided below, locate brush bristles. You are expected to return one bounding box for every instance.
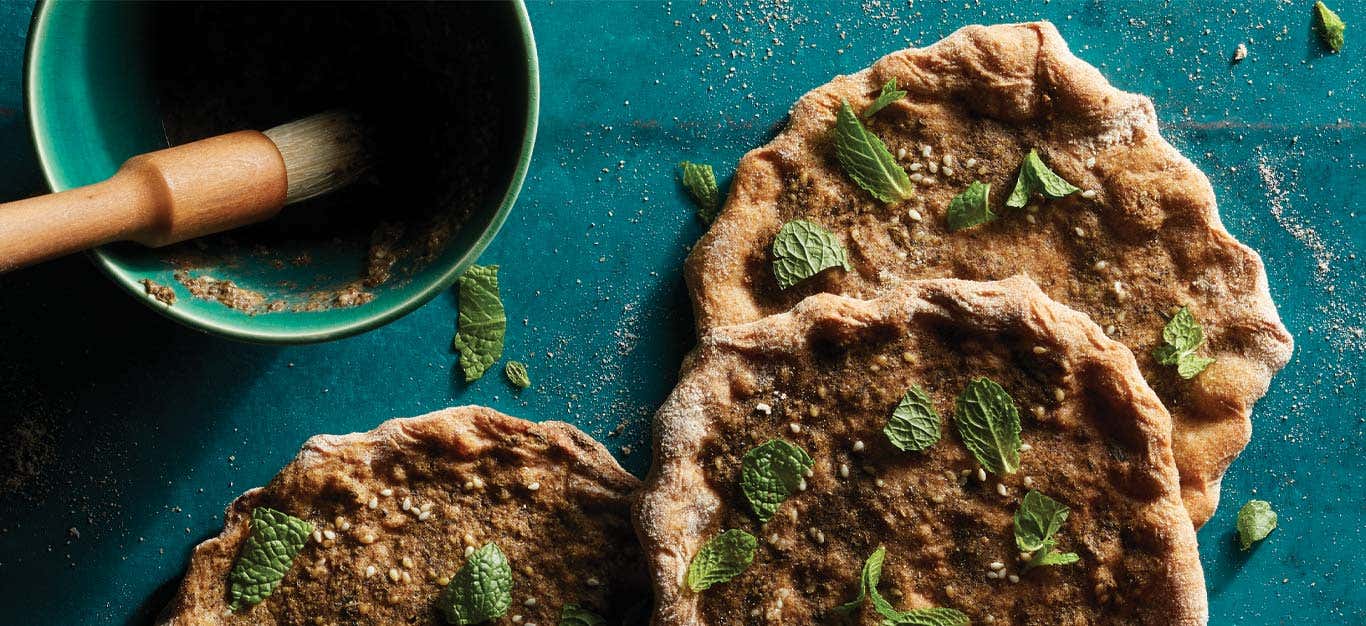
[263,110,371,205]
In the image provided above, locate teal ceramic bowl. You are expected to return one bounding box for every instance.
[24,1,538,343]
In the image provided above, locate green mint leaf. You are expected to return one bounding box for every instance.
[686,529,756,592]
[1153,306,1215,379]
[440,542,513,625]
[227,507,313,610]
[680,161,722,222]
[953,377,1022,474]
[883,607,971,626]
[1315,2,1345,53]
[945,181,995,231]
[504,361,531,389]
[559,604,607,626]
[1029,547,1080,568]
[834,100,914,203]
[885,385,942,452]
[1014,490,1071,552]
[1236,499,1278,550]
[862,78,907,118]
[452,264,506,382]
[1006,149,1080,208]
[741,439,814,522]
[771,219,852,289]
[835,545,884,613]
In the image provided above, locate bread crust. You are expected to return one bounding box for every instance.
[685,22,1293,526]
[159,406,642,625]
[636,276,1208,624]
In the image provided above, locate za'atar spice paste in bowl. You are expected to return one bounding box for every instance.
[25,1,538,343]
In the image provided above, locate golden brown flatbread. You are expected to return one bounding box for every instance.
[159,406,645,625]
[636,277,1207,625]
[685,21,1292,526]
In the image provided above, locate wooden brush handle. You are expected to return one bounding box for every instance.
[0,131,288,273]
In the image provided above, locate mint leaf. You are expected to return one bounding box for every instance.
[884,608,971,626]
[946,181,995,231]
[686,529,756,592]
[452,264,506,382]
[1315,2,1345,53]
[862,78,907,118]
[741,439,814,522]
[441,542,513,624]
[1015,490,1080,572]
[834,100,914,203]
[559,604,606,626]
[884,385,942,452]
[1014,490,1070,552]
[504,361,531,389]
[1006,149,1080,208]
[772,219,851,289]
[839,547,968,626]
[953,377,1022,474]
[1153,306,1215,379]
[227,507,313,610]
[1236,499,1278,550]
[680,161,722,222]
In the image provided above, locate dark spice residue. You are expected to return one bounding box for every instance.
[139,278,177,306]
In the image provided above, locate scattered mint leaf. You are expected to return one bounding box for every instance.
[227,507,313,610]
[686,529,756,592]
[452,265,506,382]
[1315,2,1345,53]
[772,219,851,289]
[504,361,531,389]
[884,385,942,452]
[862,78,907,118]
[440,542,514,625]
[1014,490,1070,552]
[741,439,814,522]
[559,604,607,626]
[1153,306,1215,379]
[1006,149,1080,208]
[680,161,722,222]
[946,181,995,231]
[953,377,1022,475]
[838,547,968,625]
[1236,500,1278,550]
[834,100,914,203]
[1015,490,1080,572]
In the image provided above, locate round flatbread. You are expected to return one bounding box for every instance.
[159,406,645,625]
[636,277,1207,625]
[685,21,1293,525]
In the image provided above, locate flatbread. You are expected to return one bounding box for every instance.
[159,406,646,625]
[685,21,1293,526]
[636,277,1207,625]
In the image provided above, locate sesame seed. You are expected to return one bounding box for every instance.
[920,177,936,186]
[421,502,434,512]
[339,520,351,531]
[965,157,978,168]
[790,423,802,433]
[418,511,432,521]
[365,565,377,577]
[978,165,989,175]
[1074,227,1086,237]
[1104,324,1116,335]
[464,533,476,545]
[1032,405,1046,418]
[1081,189,1097,199]
[1032,345,1047,354]
[990,561,1005,570]
[897,147,908,159]
[401,497,412,511]
[1085,156,1097,168]
[1093,260,1108,271]
[976,467,987,482]
[465,546,475,557]
[921,144,932,157]
[909,162,923,171]
[875,478,886,488]
[527,482,541,491]
[1024,476,1035,487]
[943,154,955,167]
[797,478,808,491]
[1021,443,1033,451]
[902,351,915,363]
[768,533,780,544]
[334,516,345,527]
[360,533,377,544]
[1021,552,1034,561]
[942,166,954,176]
[909,172,924,183]
[755,402,772,415]
[402,571,412,583]
[323,529,336,541]
[1025,214,1037,224]
[1053,388,1066,402]
[809,405,821,418]
[839,464,850,478]
[388,568,401,582]
[587,577,601,587]
[402,556,414,568]
[437,576,451,586]
[1008,574,1020,583]
[367,497,378,509]
[928,162,939,174]
[512,617,523,625]
[524,598,538,607]
[931,494,945,503]
[380,488,393,497]
[986,570,1000,579]
[312,530,323,543]
[996,483,1008,496]
[853,440,866,452]
[907,209,923,222]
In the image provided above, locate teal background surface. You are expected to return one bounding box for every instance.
[0,1,1360,623]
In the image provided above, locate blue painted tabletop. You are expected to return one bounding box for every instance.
[0,1,1361,624]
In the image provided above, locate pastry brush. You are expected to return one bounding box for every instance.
[0,110,370,273]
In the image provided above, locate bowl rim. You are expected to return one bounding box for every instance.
[22,0,540,344]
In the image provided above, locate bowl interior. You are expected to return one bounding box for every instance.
[26,1,537,343]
